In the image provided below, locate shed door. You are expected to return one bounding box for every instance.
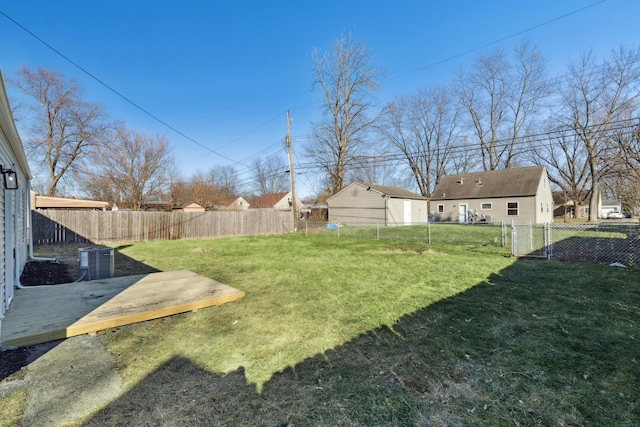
[404,200,411,225]
[458,204,468,223]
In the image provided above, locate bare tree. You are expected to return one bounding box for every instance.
[306,33,384,194]
[455,42,548,170]
[607,122,640,210]
[253,155,288,194]
[12,67,111,196]
[529,125,591,218]
[557,46,640,221]
[90,127,174,211]
[378,86,460,197]
[206,165,239,200]
[344,153,405,188]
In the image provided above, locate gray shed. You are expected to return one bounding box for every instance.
[327,182,429,225]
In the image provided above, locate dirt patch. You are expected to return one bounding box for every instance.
[1,260,77,380]
[0,341,61,382]
[19,258,77,286]
[380,247,436,255]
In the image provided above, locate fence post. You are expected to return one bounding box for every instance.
[511,220,515,257]
[376,222,379,240]
[428,219,431,244]
[546,222,553,260]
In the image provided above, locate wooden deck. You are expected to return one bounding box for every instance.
[1,270,244,347]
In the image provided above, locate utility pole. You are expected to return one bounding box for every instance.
[285,110,297,226]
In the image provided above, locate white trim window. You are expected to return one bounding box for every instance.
[481,202,492,210]
[437,204,444,213]
[507,201,519,216]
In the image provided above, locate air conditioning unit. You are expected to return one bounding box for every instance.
[78,247,114,281]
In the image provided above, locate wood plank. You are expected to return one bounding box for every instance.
[1,270,244,347]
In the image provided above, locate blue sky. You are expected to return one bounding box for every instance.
[1,0,638,198]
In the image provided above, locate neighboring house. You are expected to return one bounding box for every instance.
[30,190,109,210]
[216,197,250,211]
[251,191,300,211]
[172,202,205,213]
[327,182,429,226]
[552,191,621,219]
[0,70,32,328]
[600,199,622,218]
[552,191,591,219]
[430,165,553,224]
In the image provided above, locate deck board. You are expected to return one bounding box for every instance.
[1,270,244,347]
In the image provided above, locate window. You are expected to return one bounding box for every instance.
[507,202,519,216]
[481,202,492,210]
[437,204,444,213]
[541,202,543,213]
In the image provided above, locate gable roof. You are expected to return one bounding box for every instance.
[328,182,427,201]
[0,70,31,179]
[218,196,248,206]
[251,191,290,208]
[363,183,428,199]
[431,166,546,200]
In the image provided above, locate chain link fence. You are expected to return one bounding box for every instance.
[288,221,509,247]
[512,222,640,267]
[287,220,639,267]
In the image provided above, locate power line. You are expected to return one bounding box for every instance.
[390,0,610,82]
[0,8,243,165]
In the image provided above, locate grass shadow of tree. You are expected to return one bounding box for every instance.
[82,259,639,426]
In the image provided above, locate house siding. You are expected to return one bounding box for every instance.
[0,71,31,327]
[329,185,386,224]
[434,196,542,223]
[328,183,428,225]
[431,166,553,224]
[533,169,554,223]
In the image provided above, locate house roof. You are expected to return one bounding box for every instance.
[328,182,427,201]
[0,70,31,179]
[251,192,290,208]
[431,166,546,200]
[218,196,248,206]
[552,191,591,205]
[32,193,109,209]
[363,183,428,199]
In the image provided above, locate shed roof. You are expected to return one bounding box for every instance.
[431,166,545,200]
[328,182,427,201]
[364,183,428,199]
[32,193,109,209]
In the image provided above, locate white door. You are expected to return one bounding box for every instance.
[458,204,468,223]
[404,200,411,225]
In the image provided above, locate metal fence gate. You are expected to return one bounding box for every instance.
[511,222,552,259]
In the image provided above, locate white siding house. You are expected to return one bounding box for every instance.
[327,182,429,225]
[0,71,32,331]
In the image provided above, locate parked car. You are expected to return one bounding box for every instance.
[607,211,624,219]
[624,211,632,218]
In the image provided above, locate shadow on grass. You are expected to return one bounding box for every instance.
[82,260,639,426]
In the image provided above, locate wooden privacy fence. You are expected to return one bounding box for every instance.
[31,210,294,245]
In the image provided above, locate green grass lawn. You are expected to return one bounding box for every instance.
[32,236,640,425]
